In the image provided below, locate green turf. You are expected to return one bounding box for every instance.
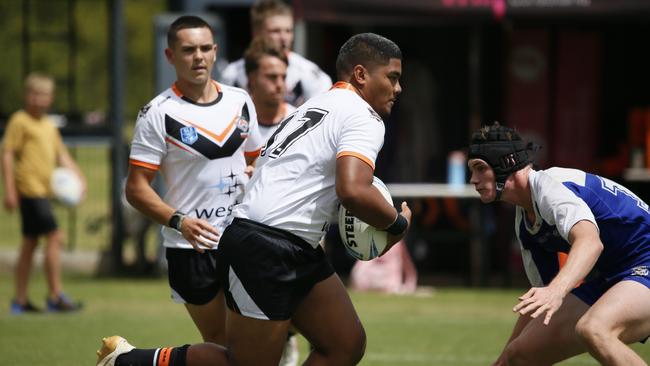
[1,274,647,365]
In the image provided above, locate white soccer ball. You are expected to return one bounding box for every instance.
[50,167,82,207]
[338,177,393,261]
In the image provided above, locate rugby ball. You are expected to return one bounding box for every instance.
[51,167,82,207]
[338,177,393,261]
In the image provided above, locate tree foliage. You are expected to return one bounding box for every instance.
[0,0,166,127]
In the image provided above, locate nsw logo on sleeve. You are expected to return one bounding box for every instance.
[180,126,198,145]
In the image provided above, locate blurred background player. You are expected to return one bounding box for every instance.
[220,0,332,107]
[125,15,263,347]
[468,122,650,366]
[97,32,410,366]
[1,72,86,314]
[244,36,300,366]
[244,37,296,142]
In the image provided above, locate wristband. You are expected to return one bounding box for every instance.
[168,211,186,231]
[385,213,408,235]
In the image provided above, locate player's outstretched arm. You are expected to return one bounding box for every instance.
[513,220,602,325]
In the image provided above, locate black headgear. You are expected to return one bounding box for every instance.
[468,122,538,200]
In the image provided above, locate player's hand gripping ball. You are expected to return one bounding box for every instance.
[338,177,393,261]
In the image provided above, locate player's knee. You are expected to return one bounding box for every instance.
[575,315,609,346]
[46,230,64,246]
[352,326,367,363]
[333,325,366,365]
[503,341,532,366]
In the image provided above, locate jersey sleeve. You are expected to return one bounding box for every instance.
[532,170,598,241]
[129,104,166,170]
[335,109,385,170]
[243,94,264,157]
[1,114,24,152]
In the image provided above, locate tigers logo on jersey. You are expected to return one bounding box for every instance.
[237,117,250,134]
[180,126,199,145]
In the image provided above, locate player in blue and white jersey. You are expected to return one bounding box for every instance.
[468,122,650,366]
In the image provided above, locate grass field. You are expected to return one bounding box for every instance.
[1,273,648,365]
[0,146,648,365]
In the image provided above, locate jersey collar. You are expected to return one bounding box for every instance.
[331,81,361,97]
[171,80,222,106]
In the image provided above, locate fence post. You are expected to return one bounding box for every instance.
[108,0,126,272]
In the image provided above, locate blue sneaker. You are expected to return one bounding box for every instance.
[46,293,82,312]
[10,299,42,314]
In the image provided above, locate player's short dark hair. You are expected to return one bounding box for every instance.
[244,37,289,75]
[335,33,402,79]
[251,0,293,33]
[167,15,214,48]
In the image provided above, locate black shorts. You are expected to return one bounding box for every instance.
[19,197,58,237]
[219,218,334,321]
[166,248,221,305]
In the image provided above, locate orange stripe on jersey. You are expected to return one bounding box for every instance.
[130,159,159,171]
[211,80,222,92]
[331,81,360,95]
[245,148,261,158]
[182,114,238,144]
[172,81,220,97]
[336,151,375,170]
[157,347,171,366]
[171,83,182,97]
[166,137,196,155]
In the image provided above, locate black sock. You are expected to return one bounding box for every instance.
[116,345,189,366]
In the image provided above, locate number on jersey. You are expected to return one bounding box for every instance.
[261,108,329,159]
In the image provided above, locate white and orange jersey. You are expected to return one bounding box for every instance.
[233,82,385,247]
[220,52,332,106]
[130,80,264,249]
[257,102,297,143]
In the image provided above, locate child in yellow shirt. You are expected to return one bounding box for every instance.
[1,73,86,314]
